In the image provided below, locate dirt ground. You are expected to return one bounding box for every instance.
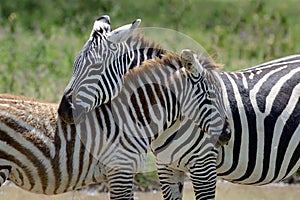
[0,181,299,200]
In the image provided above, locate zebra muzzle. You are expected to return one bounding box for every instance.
[58,91,76,124]
[58,89,89,125]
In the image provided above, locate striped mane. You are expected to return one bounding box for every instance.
[126,32,165,55]
[123,52,182,81]
[124,51,222,82]
[0,93,38,101]
[0,93,56,107]
[127,33,222,72]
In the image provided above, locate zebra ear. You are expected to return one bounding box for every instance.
[107,19,141,43]
[90,15,111,38]
[180,49,204,75]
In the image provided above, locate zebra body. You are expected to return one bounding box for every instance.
[156,51,300,199]
[217,54,300,185]
[0,95,106,194]
[0,51,227,199]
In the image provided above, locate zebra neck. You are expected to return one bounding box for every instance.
[126,48,165,71]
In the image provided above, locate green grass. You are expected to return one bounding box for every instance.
[1,0,299,102]
[0,26,81,102]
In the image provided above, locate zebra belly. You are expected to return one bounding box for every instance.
[216,129,300,185]
[7,156,106,195]
[1,128,106,194]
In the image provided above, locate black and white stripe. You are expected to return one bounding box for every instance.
[58,15,166,124]
[217,54,300,184]
[1,51,227,199]
[157,52,300,200]
[58,16,230,200]
[0,95,107,194]
[58,16,299,199]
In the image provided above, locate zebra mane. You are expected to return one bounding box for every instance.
[0,93,55,106]
[126,32,222,72]
[126,32,166,54]
[124,52,221,84]
[0,93,39,102]
[125,51,221,78]
[197,56,222,71]
[137,52,182,70]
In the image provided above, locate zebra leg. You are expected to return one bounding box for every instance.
[157,162,185,200]
[0,166,11,187]
[107,168,134,200]
[189,154,217,200]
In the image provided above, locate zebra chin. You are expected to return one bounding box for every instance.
[58,94,86,124]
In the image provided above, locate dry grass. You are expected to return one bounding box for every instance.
[1,181,300,200]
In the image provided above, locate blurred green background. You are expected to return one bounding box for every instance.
[0,0,299,102]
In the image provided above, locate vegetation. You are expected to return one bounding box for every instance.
[1,0,299,101]
[0,0,299,189]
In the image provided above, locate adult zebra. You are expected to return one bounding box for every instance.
[0,51,228,199]
[159,50,300,199]
[58,15,166,124]
[58,16,299,199]
[217,53,300,184]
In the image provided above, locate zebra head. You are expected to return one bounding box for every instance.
[58,15,144,124]
[180,49,231,146]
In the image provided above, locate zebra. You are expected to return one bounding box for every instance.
[58,15,299,199]
[58,15,166,124]
[0,94,108,194]
[57,16,231,200]
[0,50,228,199]
[158,49,300,199]
[58,17,232,200]
[217,53,300,184]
